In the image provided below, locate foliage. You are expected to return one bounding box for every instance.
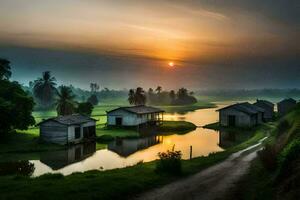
[128,87,146,105]
[277,139,300,179]
[87,94,99,105]
[0,80,35,135]
[56,86,76,116]
[33,71,57,108]
[276,119,290,137]
[156,150,182,175]
[0,161,35,176]
[90,83,100,93]
[76,102,93,116]
[0,58,12,80]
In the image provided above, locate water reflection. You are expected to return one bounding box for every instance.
[25,102,235,176]
[108,136,163,157]
[40,142,96,170]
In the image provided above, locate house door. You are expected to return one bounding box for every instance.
[228,115,236,127]
[116,117,123,126]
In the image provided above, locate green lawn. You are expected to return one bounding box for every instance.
[0,123,271,200]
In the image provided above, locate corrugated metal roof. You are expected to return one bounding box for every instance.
[278,98,297,105]
[217,102,265,115]
[107,105,164,114]
[38,114,97,126]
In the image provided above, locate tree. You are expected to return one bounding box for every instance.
[56,86,76,116]
[155,86,162,94]
[128,89,135,105]
[0,59,35,135]
[128,87,147,105]
[33,71,57,108]
[90,83,100,93]
[87,94,99,106]
[169,90,176,104]
[76,102,94,116]
[0,58,12,80]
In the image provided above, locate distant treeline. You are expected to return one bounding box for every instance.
[128,86,197,106]
[196,89,300,101]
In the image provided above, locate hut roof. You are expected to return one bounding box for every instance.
[37,114,97,126]
[255,99,274,107]
[217,102,265,115]
[107,105,164,115]
[278,98,297,105]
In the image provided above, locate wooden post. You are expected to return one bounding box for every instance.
[190,146,193,160]
[172,144,175,151]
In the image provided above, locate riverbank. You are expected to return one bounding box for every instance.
[0,122,273,200]
[96,121,197,142]
[224,104,300,200]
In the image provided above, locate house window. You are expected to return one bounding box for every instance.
[75,127,81,139]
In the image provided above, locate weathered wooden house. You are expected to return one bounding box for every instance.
[38,114,97,145]
[217,102,265,127]
[253,99,274,121]
[107,105,164,126]
[277,98,297,116]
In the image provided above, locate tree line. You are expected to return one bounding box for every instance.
[128,86,197,106]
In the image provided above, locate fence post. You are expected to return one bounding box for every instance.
[190,146,193,160]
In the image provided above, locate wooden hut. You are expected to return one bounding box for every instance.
[277,98,297,116]
[38,114,97,145]
[217,102,265,127]
[253,99,274,121]
[107,105,164,126]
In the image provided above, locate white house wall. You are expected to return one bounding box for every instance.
[107,109,150,126]
[40,121,68,144]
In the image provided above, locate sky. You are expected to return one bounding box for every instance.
[0,0,299,90]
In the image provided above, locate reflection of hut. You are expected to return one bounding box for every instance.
[40,142,96,170]
[218,130,236,148]
[38,114,97,145]
[253,99,274,121]
[107,105,164,126]
[217,102,264,127]
[277,98,297,117]
[108,136,162,157]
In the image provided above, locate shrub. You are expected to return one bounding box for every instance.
[156,150,182,175]
[96,135,114,142]
[276,119,290,137]
[258,144,278,171]
[277,139,300,179]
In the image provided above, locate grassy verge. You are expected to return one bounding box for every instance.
[0,123,271,200]
[157,121,197,134]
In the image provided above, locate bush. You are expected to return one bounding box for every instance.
[77,102,93,116]
[276,119,290,137]
[156,150,182,175]
[258,144,278,171]
[277,139,300,179]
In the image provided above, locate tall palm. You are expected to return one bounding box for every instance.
[128,89,135,105]
[135,87,146,105]
[155,86,162,94]
[0,58,11,80]
[33,71,57,107]
[56,86,76,116]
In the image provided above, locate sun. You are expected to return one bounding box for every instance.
[168,62,174,67]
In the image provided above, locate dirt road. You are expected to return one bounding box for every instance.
[135,137,267,200]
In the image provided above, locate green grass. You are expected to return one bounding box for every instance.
[157,121,197,134]
[0,122,271,200]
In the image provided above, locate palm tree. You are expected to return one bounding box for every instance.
[155,86,162,94]
[128,89,135,105]
[33,71,57,107]
[0,58,11,80]
[135,87,146,105]
[56,86,76,116]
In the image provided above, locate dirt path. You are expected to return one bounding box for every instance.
[135,137,268,200]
